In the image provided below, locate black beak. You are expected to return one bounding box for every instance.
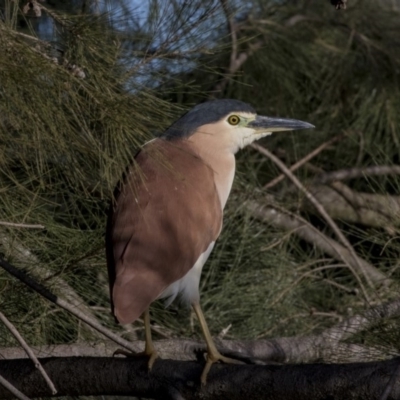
[248,115,315,132]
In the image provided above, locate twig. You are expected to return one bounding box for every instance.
[0,231,102,338]
[252,143,377,298]
[0,311,57,394]
[315,165,400,184]
[212,0,262,96]
[219,0,237,66]
[245,200,389,287]
[264,133,345,189]
[0,257,140,354]
[270,264,357,307]
[0,374,31,400]
[36,3,68,27]
[0,221,44,229]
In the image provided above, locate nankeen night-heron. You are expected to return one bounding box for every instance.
[106,99,314,383]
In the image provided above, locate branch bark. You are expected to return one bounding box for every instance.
[314,165,400,184]
[303,183,400,229]
[2,297,400,365]
[0,356,399,399]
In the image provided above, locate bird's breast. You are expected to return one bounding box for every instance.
[206,153,236,210]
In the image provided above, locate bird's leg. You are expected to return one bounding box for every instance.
[113,308,158,370]
[192,302,241,384]
[142,307,158,370]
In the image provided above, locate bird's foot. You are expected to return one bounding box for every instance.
[201,350,242,385]
[113,347,159,370]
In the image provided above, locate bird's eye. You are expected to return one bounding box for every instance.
[227,115,240,125]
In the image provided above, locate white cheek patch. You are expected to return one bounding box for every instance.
[239,130,273,149]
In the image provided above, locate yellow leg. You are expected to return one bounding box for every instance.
[192,302,241,385]
[142,308,158,370]
[113,308,158,370]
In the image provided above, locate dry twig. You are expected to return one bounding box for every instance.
[0,257,140,354]
[264,133,345,189]
[212,0,262,96]
[0,231,103,338]
[252,143,379,298]
[0,374,31,400]
[0,311,57,395]
[246,200,389,287]
[0,221,44,229]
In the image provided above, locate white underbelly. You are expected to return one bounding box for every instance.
[159,241,215,306]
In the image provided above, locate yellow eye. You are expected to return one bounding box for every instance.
[228,115,240,125]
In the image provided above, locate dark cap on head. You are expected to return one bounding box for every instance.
[163,99,256,140]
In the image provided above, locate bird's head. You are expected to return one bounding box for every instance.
[163,99,314,154]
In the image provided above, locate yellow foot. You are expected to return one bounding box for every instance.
[201,351,242,385]
[113,348,159,370]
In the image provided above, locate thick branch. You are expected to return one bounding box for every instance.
[315,165,400,184]
[0,356,399,399]
[304,183,400,228]
[2,297,400,364]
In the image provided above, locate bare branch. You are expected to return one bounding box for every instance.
[264,133,345,189]
[2,297,400,365]
[252,143,379,297]
[0,311,57,395]
[0,257,140,354]
[0,221,44,229]
[246,200,390,286]
[315,165,400,184]
[303,183,400,229]
[0,374,31,400]
[211,0,262,96]
[0,231,102,338]
[0,356,399,399]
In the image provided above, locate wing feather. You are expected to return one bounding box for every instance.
[106,139,222,324]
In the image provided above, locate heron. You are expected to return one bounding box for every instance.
[106,99,314,384]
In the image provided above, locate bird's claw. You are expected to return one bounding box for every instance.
[113,348,159,371]
[201,351,243,385]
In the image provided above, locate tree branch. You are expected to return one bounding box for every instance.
[0,356,399,399]
[0,374,31,400]
[2,297,399,365]
[0,311,57,395]
[252,144,379,296]
[0,231,102,338]
[315,165,400,184]
[246,200,390,286]
[0,257,140,354]
[303,183,400,229]
[264,133,345,189]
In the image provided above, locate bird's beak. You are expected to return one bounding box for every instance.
[248,115,315,133]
